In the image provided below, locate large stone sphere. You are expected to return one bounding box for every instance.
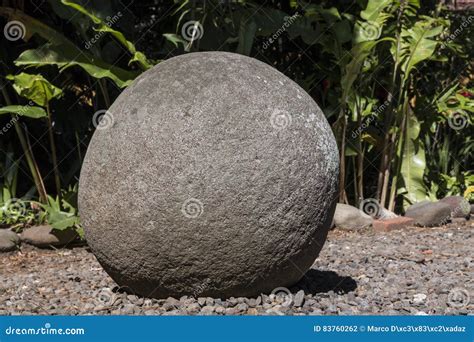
[78,52,339,298]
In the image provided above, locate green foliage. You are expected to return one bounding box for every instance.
[37,184,81,235]
[0,0,472,231]
[0,105,46,118]
[60,0,153,70]
[6,73,62,107]
[0,148,37,227]
[0,7,140,88]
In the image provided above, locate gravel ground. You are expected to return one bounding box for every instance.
[1,222,473,315]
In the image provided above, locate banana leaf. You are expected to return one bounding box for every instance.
[61,0,152,70]
[0,7,139,88]
[399,113,428,207]
[0,105,47,118]
[6,73,62,107]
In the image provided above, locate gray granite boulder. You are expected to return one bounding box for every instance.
[0,229,20,252]
[333,204,372,230]
[439,196,470,218]
[21,225,77,247]
[79,52,339,298]
[405,201,452,227]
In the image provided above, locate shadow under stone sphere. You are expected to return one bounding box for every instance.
[78,51,339,299]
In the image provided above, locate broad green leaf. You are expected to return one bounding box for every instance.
[400,113,427,207]
[341,37,392,114]
[49,214,79,230]
[15,43,139,88]
[0,7,138,88]
[61,0,152,70]
[360,0,393,21]
[6,73,62,107]
[398,20,444,82]
[341,40,379,102]
[0,105,47,118]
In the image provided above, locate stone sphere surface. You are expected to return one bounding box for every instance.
[78,52,339,298]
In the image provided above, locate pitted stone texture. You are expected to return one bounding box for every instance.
[78,52,339,298]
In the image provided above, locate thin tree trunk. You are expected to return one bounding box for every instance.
[1,82,47,202]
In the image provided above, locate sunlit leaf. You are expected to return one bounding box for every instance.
[0,105,47,118]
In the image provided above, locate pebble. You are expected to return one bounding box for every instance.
[293,290,305,307]
[413,293,427,304]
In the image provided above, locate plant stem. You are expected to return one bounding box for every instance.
[338,111,347,203]
[0,81,47,202]
[45,102,61,199]
[13,122,48,202]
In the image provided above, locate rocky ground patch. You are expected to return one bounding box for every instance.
[0,222,472,315]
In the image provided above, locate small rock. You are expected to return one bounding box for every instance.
[236,303,248,312]
[333,204,373,230]
[293,290,305,307]
[21,225,77,247]
[405,201,452,227]
[127,294,138,302]
[247,308,258,315]
[413,293,427,304]
[247,298,257,307]
[224,307,240,315]
[197,297,206,306]
[186,303,201,313]
[0,230,20,252]
[200,305,215,314]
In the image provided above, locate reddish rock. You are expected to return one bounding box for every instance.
[373,217,414,232]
